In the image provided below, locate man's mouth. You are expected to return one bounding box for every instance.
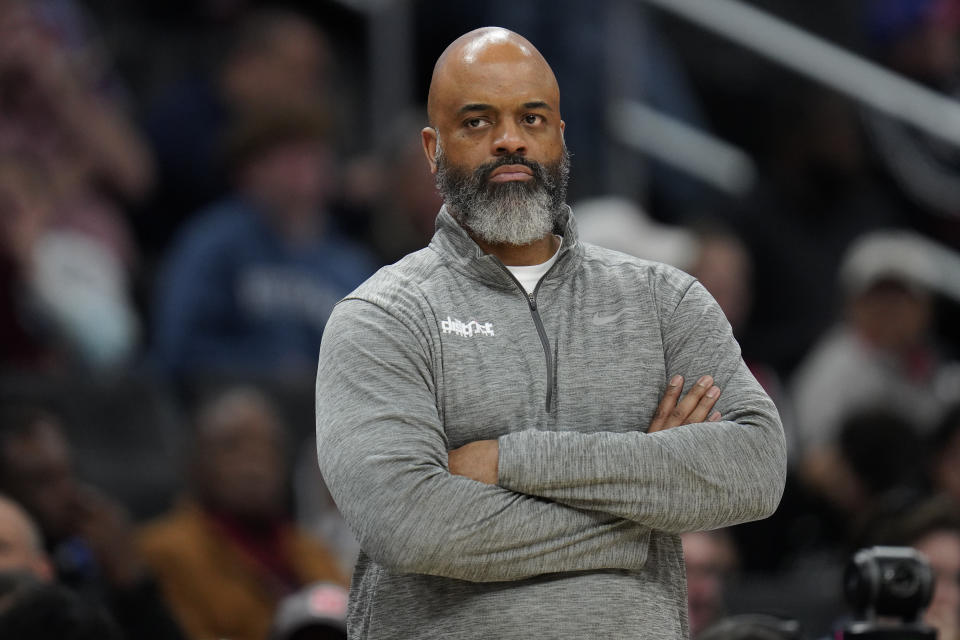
[488,164,534,183]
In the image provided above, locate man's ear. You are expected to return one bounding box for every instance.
[421,127,439,174]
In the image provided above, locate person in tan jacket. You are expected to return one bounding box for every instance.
[139,387,346,640]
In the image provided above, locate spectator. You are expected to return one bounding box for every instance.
[0,156,141,370]
[0,493,53,582]
[932,404,960,506]
[683,529,740,637]
[0,405,185,640]
[726,410,930,617]
[687,225,752,340]
[0,0,152,368]
[791,231,960,504]
[143,8,337,248]
[829,410,929,540]
[0,496,50,628]
[860,496,960,640]
[138,386,347,640]
[0,0,155,204]
[151,107,377,378]
[352,109,444,265]
[0,0,151,371]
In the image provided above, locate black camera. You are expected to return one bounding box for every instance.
[841,546,936,639]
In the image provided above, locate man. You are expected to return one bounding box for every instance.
[143,8,334,246]
[139,386,347,640]
[0,406,185,639]
[152,107,376,377]
[860,496,960,640]
[682,530,739,637]
[315,27,786,639]
[791,231,959,508]
[0,497,119,640]
[0,493,53,589]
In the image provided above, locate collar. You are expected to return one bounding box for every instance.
[428,204,583,291]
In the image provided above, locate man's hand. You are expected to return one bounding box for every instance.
[648,375,722,433]
[448,440,499,484]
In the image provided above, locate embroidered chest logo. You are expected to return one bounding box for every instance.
[591,310,628,326]
[441,316,495,338]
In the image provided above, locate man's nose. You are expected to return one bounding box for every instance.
[492,120,527,156]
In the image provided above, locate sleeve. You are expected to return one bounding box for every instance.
[496,280,787,534]
[315,298,653,583]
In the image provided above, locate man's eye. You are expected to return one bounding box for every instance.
[523,114,543,125]
[466,118,486,128]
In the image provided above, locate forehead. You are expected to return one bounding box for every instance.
[202,398,280,444]
[0,500,30,544]
[433,53,559,119]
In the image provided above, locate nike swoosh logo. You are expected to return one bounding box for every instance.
[591,310,627,326]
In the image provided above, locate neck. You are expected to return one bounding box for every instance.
[472,233,560,266]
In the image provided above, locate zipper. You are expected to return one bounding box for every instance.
[526,292,554,412]
[493,259,560,413]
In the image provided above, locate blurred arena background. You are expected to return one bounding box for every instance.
[3,1,960,638]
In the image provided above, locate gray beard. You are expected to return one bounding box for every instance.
[435,145,570,246]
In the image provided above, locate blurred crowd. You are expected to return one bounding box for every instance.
[2,0,960,638]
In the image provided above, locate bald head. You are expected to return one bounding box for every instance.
[420,28,569,254]
[192,387,286,520]
[0,494,52,581]
[427,27,560,127]
[195,387,282,445]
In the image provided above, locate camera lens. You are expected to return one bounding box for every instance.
[884,561,920,599]
[844,546,934,622]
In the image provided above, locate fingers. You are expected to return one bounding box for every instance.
[650,374,722,433]
[683,375,722,425]
[648,375,684,433]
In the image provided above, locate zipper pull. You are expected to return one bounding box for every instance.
[528,296,537,310]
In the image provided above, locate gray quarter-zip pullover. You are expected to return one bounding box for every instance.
[315,206,786,639]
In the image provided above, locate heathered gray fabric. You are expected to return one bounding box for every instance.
[315,206,786,639]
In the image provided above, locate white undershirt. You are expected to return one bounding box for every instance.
[505,237,563,294]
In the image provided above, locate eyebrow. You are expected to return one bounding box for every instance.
[458,103,494,115]
[522,101,553,111]
[456,101,554,116]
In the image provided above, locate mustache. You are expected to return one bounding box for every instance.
[474,154,545,183]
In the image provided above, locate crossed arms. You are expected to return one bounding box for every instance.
[314,282,786,582]
[448,373,725,484]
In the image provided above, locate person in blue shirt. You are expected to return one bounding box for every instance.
[152,107,377,377]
